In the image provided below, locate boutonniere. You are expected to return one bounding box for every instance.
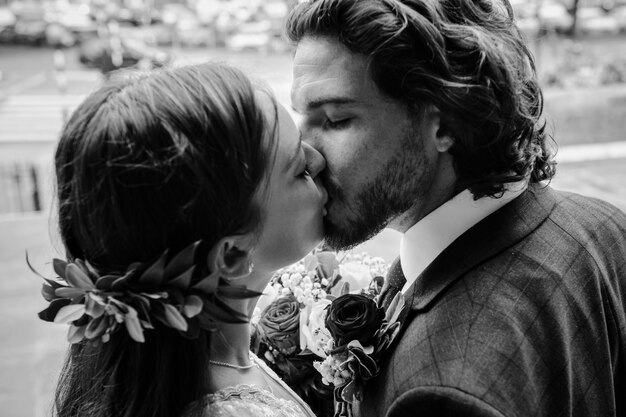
[313,291,406,417]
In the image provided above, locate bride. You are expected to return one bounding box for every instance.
[42,63,326,417]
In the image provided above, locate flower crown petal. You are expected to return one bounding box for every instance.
[193,270,220,294]
[53,258,68,278]
[54,304,86,324]
[125,309,145,343]
[95,275,119,290]
[164,241,200,280]
[183,295,203,318]
[85,315,108,339]
[218,285,263,299]
[43,278,64,289]
[132,298,151,324]
[39,298,71,322]
[65,264,95,290]
[126,262,142,273]
[68,324,86,344]
[85,295,106,318]
[41,284,57,302]
[163,304,188,331]
[55,287,86,299]
[138,251,167,287]
[168,265,194,290]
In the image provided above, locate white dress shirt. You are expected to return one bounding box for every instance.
[400,181,527,294]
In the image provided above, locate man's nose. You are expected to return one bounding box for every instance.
[294,115,319,146]
[303,141,326,178]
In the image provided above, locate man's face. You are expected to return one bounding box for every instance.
[292,36,451,250]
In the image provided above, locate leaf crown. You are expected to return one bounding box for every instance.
[31,241,260,344]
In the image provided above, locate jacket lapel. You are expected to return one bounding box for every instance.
[403,184,560,311]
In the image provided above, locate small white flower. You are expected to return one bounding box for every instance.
[264,350,276,364]
[290,273,303,286]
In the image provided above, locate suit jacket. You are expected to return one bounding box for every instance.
[355,185,626,417]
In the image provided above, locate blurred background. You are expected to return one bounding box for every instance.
[1,0,625,415]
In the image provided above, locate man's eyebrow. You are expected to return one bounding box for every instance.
[304,96,358,111]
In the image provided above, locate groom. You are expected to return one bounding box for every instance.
[288,1,626,416]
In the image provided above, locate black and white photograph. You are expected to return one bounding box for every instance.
[1,0,625,416]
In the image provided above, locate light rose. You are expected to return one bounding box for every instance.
[339,263,373,294]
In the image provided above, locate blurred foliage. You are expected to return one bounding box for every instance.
[542,40,626,87]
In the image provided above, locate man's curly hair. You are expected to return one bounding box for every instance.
[287,0,556,199]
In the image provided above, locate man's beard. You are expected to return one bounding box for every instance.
[323,128,430,250]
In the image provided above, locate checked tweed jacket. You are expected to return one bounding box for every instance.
[356,185,626,417]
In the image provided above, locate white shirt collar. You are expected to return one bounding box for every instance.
[400,181,527,293]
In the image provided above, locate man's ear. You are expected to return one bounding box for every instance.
[207,234,255,279]
[435,129,455,153]
[425,107,454,153]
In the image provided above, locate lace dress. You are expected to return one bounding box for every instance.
[181,353,317,417]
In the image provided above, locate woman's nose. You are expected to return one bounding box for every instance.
[303,141,326,178]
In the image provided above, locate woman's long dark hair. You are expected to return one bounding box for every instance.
[53,63,276,417]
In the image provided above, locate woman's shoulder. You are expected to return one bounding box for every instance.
[181,384,309,417]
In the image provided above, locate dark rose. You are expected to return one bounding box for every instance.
[259,295,301,355]
[325,294,385,347]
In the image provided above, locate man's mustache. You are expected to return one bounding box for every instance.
[319,168,343,203]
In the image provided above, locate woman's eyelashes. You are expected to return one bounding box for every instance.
[297,154,311,179]
[299,165,311,179]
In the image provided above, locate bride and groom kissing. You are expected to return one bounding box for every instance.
[37,1,626,416]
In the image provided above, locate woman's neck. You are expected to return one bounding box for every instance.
[210,322,252,365]
[209,268,272,365]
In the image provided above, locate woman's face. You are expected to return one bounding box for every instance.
[252,95,327,273]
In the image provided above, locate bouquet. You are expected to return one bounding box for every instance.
[250,249,390,417]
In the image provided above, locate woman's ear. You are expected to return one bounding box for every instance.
[207,234,255,279]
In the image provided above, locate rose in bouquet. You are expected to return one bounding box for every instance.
[250,249,389,417]
[258,296,301,355]
[313,292,405,417]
